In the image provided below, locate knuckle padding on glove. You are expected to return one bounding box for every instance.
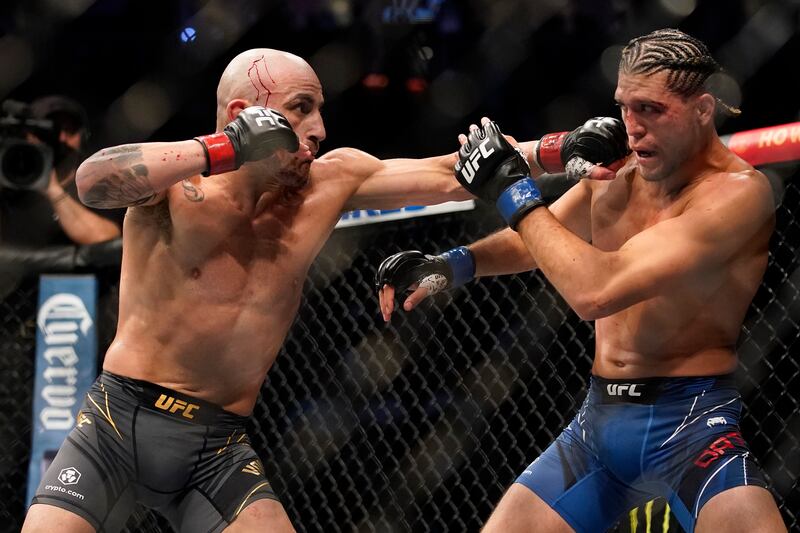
[375,251,450,295]
[561,117,629,166]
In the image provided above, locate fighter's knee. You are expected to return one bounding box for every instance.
[224,498,295,533]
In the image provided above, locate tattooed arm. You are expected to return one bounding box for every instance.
[76,141,208,208]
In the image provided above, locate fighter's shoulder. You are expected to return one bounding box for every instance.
[702,167,771,198]
[312,148,382,181]
[314,147,373,167]
[690,168,774,215]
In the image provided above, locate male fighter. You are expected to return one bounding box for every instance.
[376,29,787,532]
[22,48,614,533]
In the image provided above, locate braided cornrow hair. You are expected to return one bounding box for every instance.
[620,28,741,116]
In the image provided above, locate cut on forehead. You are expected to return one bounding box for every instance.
[216,48,319,107]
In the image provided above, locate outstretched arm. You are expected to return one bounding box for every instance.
[345,115,624,211]
[343,151,471,211]
[341,137,562,211]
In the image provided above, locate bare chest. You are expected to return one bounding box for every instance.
[590,185,684,251]
[165,191,341,304]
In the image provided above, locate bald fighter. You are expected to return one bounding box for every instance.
[377,29,787,532]
[18,48,483,533]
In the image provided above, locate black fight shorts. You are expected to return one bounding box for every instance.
[31,371,278,533]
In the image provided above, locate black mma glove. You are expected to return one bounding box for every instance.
[375,247,475,297]
[454,121,545,229]
[535,116,629,179]
[194,106,300,176]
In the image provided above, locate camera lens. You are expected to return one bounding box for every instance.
[0,139,52,190]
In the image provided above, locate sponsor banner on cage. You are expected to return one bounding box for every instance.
[722,122,800,167]
[336,200,475,228]
[26,275,98,506]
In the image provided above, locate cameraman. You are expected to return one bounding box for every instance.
[0,95,121,246]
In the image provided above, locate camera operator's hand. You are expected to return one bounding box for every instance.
[45,168,69,204]
[43,165,122,244]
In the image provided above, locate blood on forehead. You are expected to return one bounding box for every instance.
[247,55,277,107]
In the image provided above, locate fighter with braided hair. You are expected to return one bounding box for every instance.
[377,29,786,532]
[619,27,741,117]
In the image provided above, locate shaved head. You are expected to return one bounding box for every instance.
[215,48,319,130]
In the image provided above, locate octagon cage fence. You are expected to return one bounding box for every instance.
[1,165,798,532]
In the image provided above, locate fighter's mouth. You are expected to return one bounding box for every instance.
[635,150,655,158]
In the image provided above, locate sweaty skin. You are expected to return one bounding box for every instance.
[518,70,774,379]
[383,69,775,380]
[375,67,782,533]
[76,49,472,415]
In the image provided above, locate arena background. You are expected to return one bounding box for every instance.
[1,0,799,531]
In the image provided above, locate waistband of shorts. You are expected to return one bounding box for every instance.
[589,373,737,404]
[99,370,249,426]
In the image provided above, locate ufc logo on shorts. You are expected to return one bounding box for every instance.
[154,394,200,419]
[246,107,279,128]
[606,383,642,397]
[460,139,495,183]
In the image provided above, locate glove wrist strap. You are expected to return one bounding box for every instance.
[439,246,475,288]
[535,131,568,174]
[194,132,237,177]
[496,177,546,229]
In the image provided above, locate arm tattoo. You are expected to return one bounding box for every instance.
[84,163,156,208]
[182,179,204,202]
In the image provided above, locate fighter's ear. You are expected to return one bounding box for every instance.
[225,99,249,122]
[696,93,715,126]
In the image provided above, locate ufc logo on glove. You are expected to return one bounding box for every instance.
[245,107,280,128]
[459,138,495,183]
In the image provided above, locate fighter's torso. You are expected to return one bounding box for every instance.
[104,162,359,414]
[587,160,772,378]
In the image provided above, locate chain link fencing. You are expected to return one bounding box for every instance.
[1,171,797,532]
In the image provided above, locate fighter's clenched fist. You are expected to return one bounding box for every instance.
[536,116,630,180]
[375,247,475,322]
[194,106,300,176]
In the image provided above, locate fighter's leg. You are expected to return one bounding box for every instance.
[482,483,573,533]
[695,486,786,533]
[21,505,95,533]
[223,499,296,532]
[22,385,137,533]
[483,426,646,533]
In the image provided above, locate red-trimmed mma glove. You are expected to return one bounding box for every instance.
[535,117,629,179]
[194,106,300,176]
[455,121,544,229]
[375,247,475,298]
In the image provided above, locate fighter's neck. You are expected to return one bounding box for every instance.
[641,133,730,199]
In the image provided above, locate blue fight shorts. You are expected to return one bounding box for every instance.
[515,374,768,533]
